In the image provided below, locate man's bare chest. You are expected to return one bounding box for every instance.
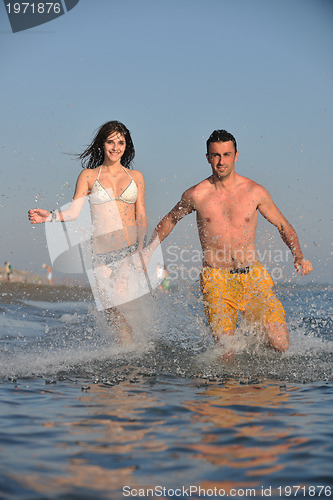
[197,193,258,224]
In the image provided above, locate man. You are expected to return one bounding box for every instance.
[145,130,313,352]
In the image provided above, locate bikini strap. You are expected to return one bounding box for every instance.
[96,166,102,180]
[122,166,132,180]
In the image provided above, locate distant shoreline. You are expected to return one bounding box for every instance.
[0,265,88,287]
[0,281,93,304]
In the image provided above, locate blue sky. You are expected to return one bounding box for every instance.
[1,0,332,284]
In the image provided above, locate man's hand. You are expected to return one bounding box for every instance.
[294,258,313,276]
[134,247,153,274]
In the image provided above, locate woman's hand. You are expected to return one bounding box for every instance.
[28,208,51,224]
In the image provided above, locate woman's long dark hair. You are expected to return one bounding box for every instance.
[78,121,135,169]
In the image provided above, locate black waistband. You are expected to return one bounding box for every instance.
[230,266,250,274]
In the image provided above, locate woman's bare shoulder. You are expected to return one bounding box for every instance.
[79,167,99,177]
[130,169,145,183]
[76,168,100,192]
[80,167,100,180]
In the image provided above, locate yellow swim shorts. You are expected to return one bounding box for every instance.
[200,262,286,335]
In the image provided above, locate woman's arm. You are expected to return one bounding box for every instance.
[28,170,90,224]
[133,171,148,251]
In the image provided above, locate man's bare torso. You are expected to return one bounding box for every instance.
[187,174,262,268]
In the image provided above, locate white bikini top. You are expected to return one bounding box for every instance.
[89,166,138,205]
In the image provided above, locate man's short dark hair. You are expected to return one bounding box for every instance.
[206,130,237,154]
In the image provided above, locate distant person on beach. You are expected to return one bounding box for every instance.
[156,264,170,293]
[42,264,53,285]
[28,121,148,339]
[4,262,13,281]
[160,266,170,293]
[144,129,313,352]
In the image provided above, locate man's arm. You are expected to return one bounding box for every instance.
[147,190,195,253]
[257,186,313,276]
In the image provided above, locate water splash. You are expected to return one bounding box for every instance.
[0,285,332,384]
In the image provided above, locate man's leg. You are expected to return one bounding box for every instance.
[242,263,289,352]
[211,327,236,342]
[200,268,239,343]
[264,322,289,352]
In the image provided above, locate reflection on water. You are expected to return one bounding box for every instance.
[185,381,307,488]
[6,376,331,499]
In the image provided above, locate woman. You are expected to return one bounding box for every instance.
[29,121,148,338]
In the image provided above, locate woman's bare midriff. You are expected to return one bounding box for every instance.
[90,201,138,254]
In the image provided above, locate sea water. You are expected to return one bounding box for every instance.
[0,283,332,499]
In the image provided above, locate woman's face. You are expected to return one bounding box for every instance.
[103,131,126,164]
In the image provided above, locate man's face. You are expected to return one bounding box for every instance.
[206,141,238,179]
